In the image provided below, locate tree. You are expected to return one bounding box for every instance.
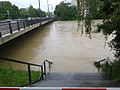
[0,1,20,19]
[54,1,77,20]
[97,0,120,59]
[29,5,38,17]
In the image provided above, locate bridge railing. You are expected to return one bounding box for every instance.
[0,57,53,87]
[0,17,55,38]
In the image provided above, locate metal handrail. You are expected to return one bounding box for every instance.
[0,57,53,86]
[94,57,113,80]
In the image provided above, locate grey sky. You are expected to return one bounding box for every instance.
[2,0,71,12]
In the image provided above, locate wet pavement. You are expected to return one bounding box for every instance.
[0,21,114,73]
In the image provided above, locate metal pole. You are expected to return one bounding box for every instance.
[44,62,46,75]
[38,0,41,25]
[28,64,32,84]
[47,0,50,17]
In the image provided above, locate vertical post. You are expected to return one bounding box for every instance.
[8,21,12,34]
[47,0,50,17]
[38,0,41,25]
[17,20,20,31]
[31,18,32,26]
[0,32,2,37]
[109,66,112,80]
[23,20,25,29]
[105,61,108,78]
[41,66,44,80]
[44,62,46,75]
[28,64,32,84]
[27,20,30,27]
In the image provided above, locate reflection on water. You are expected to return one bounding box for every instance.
[0,21,114,72]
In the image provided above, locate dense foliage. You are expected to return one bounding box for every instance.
[54,1,77,20]
[0,1,46,19]
[77,0,120,82]
[97,0,120,59]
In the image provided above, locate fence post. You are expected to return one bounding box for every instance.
[41,66,44,80]
[17,20,20,31]
[8,21,12,34]
[0,32,2,37]
[23,20,25,29]
[44,62,46,75]
[28,64,32,84]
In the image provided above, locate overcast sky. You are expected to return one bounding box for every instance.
[2,0,71,12]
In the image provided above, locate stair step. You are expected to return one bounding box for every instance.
[46,73,105,80]
[33,73,120,87]
[33,80,120,87]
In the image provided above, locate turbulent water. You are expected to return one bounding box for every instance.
[0,21,114,73]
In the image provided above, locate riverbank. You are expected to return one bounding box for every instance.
[0,67,40,87]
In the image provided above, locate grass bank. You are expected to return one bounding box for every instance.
[0,67,40,87]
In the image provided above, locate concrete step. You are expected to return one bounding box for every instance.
[33,73,120,87]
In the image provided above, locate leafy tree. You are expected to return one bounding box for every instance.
[97,0,120,59]
[54,1,77,20]
[19,8,29,18]
[29,5,38,17]
[0,1,20,19]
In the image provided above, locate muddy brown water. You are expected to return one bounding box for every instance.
[0,21,114,73]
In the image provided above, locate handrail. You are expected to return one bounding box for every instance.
[0,57,53,86]
[0,57,42,67]
[94,57,113,80]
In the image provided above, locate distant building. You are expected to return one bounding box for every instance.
[71,0,77,6]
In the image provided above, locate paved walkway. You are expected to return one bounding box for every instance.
[33,73,120,87]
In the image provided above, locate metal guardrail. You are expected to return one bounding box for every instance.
[0,17,55,37]
[0,57,53,86]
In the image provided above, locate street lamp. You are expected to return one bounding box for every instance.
[48,4,54,17]
[38,0,41,18]
[47,0,50,17]
[38,0,42,25]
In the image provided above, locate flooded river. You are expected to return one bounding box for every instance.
[0,21,114,73]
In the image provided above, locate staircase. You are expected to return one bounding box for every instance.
[33,73,120,87]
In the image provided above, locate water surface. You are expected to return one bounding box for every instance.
[0,21,114,72]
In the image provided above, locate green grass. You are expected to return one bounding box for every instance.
[0,67,40,87]
[101,61,120,82]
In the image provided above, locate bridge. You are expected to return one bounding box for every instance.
[0,17,55,45]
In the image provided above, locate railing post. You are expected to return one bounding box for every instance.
[17,20,20,31]
[105,61,108,75]
[28,64,32,84]
[109,66,112,80]
[23,20,25,29]
[8,21,12,34]
[44,61,46,75]
[41,66,44,80]
[0,32,2,37]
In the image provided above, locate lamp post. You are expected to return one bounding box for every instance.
[47,0,50,17]
[49,4,54,17]
[38,0,41,25]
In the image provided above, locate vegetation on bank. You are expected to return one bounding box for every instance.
[0,67,40,87]
[101,60,120,82]
[76,0,120,82]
